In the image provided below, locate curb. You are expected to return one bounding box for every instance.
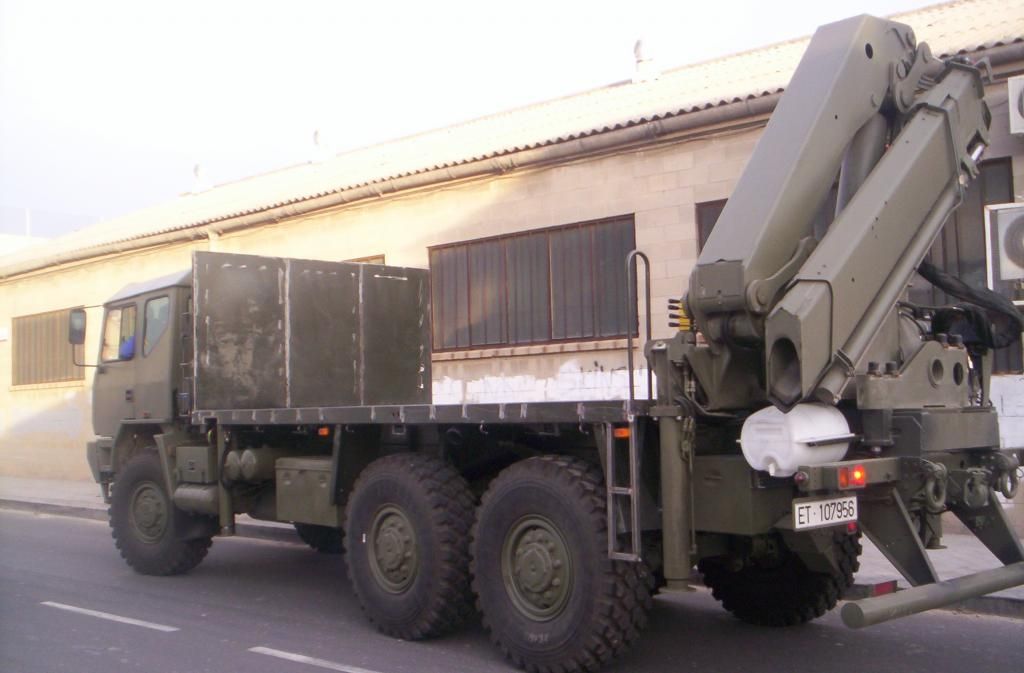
[0,499,300,545]
[3,498,1021,620]
[0,499,107,522]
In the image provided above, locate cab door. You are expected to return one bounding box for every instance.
[133,293,176,421]
[92,302,139,437]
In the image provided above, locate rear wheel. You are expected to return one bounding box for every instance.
[344,453,475,639]
[472,456,652,673]
[109,452,213,575]
[294,523,344,554]
[699,531,861,626]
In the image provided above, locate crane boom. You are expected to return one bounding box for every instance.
[686,15,991,410]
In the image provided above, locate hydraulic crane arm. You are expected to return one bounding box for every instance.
[687,15,991,410]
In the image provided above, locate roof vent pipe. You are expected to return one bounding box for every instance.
[633,39,658,83]
[191,163,208,194]
[311,128,332,163]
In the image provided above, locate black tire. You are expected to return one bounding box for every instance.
[344,453,475,640]
[699,531,861,627]
[471,456,652,673]
[294,523,344,554]
[109,452,213,576]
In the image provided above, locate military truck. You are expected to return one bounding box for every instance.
[71,14,1024,673]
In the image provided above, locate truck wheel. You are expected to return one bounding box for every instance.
[109,452,213,575]
[699,531,861,626]
[294,523,344,554]
[344,453,475,639]
[471,456,652,673]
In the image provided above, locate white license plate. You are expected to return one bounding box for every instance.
[793,495,858,530]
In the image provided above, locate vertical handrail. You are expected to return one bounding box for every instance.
[625,250,653,414]
[605,422,617,557]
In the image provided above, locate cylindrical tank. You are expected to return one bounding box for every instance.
[240,446,290,482]
[740,403,851,477]
[223,450,243,482]
[173,484,219,515]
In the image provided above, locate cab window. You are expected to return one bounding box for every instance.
[143,296,170,356]
[101,305,137,361]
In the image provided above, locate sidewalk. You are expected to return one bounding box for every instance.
[0,475,295,541]
[1,475,1021,618]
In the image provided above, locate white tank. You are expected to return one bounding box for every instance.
[739,403,851,477]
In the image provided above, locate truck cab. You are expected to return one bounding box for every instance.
[77,271,191,487]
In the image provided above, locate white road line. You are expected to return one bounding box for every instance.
[40,601,179,632]
[249,646,386,673]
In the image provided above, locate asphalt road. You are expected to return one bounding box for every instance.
[1,509,1021,673]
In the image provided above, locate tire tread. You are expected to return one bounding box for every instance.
[699,531,861,627]
[472,455,652,673]
[344,453,475,640]
[109,452,213,576]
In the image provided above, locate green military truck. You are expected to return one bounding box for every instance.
[72,14,1023,673]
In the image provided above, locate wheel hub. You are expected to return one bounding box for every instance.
[129,482,168,543]
[369,505,417,593]
[503,516,572,621]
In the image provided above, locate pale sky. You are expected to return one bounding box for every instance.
[0,0,937,239]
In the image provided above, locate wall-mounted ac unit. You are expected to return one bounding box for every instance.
[985,203,1024,306]
[1010,76,1024,136]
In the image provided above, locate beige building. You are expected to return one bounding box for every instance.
[2,0,1023,480]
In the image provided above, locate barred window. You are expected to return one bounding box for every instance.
[12,308,85,386]
[429,215,636,350]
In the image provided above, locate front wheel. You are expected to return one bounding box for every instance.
[472,456,652,673]
[109,452,213,575]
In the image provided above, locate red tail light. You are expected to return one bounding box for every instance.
[838,464,867,489]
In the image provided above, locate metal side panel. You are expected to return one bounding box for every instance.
[289,259,361,407]
[193,252,431,412]
[358,264,432,406]
[194,252,287,410]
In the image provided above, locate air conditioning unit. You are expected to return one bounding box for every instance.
[1010,76,1024,136]
[985,203,1024,305]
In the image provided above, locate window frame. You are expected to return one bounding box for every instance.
[100,303,138,363]
[11,307,86,386]
[142,295,171,357]
[696,199,727,253]
[346,254,386,265]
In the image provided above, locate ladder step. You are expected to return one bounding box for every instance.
[610,487,634,496]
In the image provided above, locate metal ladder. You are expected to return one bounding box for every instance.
[178,298,194,417]
[606,420,642,561]
[606,249,652,562]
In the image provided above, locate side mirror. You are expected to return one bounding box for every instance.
[69,308,87,345]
